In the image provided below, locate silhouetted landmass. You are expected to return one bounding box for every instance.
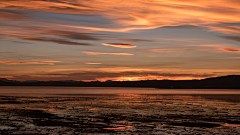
[0,75,240,89]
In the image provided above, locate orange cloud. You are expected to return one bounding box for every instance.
[101,43,136,48]
[81,51,134,55]
[85,62,102,64]
[230,57,240,59]
[85,0,240,33]
[1,0,240,34]
[0,0,97,15]
[96,75,208,82]
[59,24,153,33]
[208,25,240,34]
[219,48,240,52]
[0,61,54,65]
[187,44,230,48]
[0,10,29,20]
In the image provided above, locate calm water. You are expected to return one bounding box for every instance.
[0,86,240,94]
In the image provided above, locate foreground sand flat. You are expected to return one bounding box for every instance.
[0,94,240,134]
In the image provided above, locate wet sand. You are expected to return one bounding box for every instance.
[0,94,240,135]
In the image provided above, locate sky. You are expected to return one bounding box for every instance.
[0,0,240,82]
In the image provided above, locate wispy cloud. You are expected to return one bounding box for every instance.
[23,36,91,46]
[1,0,240,34]
[162,25,199,29]
[101,43,136,48]
[219,36,240,42]
[141,44,238,53]
[0,0,97,15]
[0,9,29,20]
[0,26,102,46]
[208,26,240,34]
[229,57,240,59]
[85,62,102,64]
[0,61,55,65]
[5,33,92,46]
[39,30,101,40]
[81,51,134,55]
[59,24,152,33]
[219,48,240,52]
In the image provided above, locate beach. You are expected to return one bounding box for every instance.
[0,87,240,134]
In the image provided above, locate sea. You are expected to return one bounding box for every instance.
[0,86,240,94]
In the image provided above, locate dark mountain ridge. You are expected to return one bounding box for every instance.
[0,75,240,89]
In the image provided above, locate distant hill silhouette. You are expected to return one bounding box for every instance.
[0,75,240,89]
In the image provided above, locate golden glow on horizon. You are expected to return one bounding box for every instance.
[3,66,240,81]
[85,75,207,82]
[2,67,240,75]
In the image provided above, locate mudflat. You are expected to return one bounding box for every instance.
[0,94,240,134]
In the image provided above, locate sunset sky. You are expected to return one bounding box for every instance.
[1,0,240,81]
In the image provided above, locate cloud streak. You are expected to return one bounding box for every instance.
[0,0,97,15]
[101,43,136,48]
[4,33,92,46]
[208,26,240,34]
[23,37,91,46]
[219,48,240,52]
[85,62,102,65]
[0,27,102,46]
[219,36,240,42]
[0,9,29,20]
[0,61,54,65]
[39,30,101,41]
[81,51,134,56]
[0,60,61,65]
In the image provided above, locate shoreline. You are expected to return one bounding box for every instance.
[0,93,240,134]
